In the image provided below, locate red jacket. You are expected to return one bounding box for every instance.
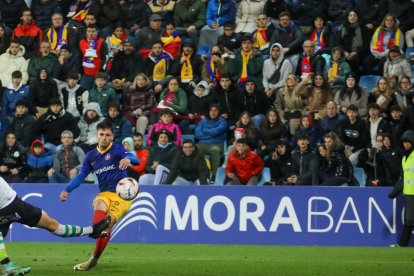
[132,148,149,175]
[12,20,42,58]
[226,148,264,184]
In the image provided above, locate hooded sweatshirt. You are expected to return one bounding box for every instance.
[78,102,105,144]
[29,68,59,108]
[262,43,293,91]
[27,139,53,178]
[0,45,29,85]
[187,80,213,115]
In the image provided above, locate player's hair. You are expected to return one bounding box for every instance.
[61,130,73,137]
[97,120,113,132]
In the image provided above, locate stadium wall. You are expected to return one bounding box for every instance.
[7,184,408,246]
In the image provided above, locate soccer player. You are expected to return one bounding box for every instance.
[59,120,139,271]
[0,177,110,275]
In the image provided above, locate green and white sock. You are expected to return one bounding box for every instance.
[0,232,8,262]
[53,224,92,237]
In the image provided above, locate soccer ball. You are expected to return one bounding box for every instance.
[116,177,139,201]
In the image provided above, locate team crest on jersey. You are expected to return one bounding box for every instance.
[105,153,111,160]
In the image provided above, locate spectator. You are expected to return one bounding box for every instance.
[370,77,396,114]
[295,40,325,80]
[2,70,29,118]
[0,0,27,31]
[44,12,68,54]
[144,40,173,91]
[0,131,27,183]
[388,105,405,144]
[388,0,414,33]
[383,45,412,81]
[139,130,179,185]
[130,132,149,177]
[171,40,202,96]
[241,79,270,129]
[324,47,351,93]
[0,23,10,55]
[339,104,369,166]
[10,100,36,149]
[36,98,80,152]
[334,72,369,118]
[298,74,333,119]
[147,109,182,148]
[354,0,387,32]
[77,102,105,153]
[235,0,265,34]
[106,102,133,144]
[195,104,228,183]
[47,130,84,183]
[400,94,414,139]
[30,68,59,118]
[27,41,58,82]
[59,71,87,119]
[166,139,209,185]
[317,131,352,186]
[89,0,122,37]
[217,23,242,53]
[79,24,107,90]
[366,103,391,148]
[363,14,404,75]
[201,44,230,88]
[326,0,353,26]
[68,12,96,52]
[251,13,275,56]
[228,35,263,89]
[160,22,182,59]
[379,133,402,186]
[109,36,145,85]
[262,43,292,102]
[295,1,327,32]
[267,138,294,185]
[179,80,213,135]
[26,139,53,183]
[122,73,156,135]
[225,138,264,185]
[136,14,164,56]
[212,74,241,127]
[0,40,29,86]
[148,0,175,26]
[391,76,414,113]
[263,0,288,23]
[173,0,206,47]
[198,0,236,53]
[86,72,118,117]
[232,111,259,150]
[288,133,319,185]
[31,0,61,31]
[105,25,126,67]
[319,101,344,136]
[290,113,320,150]
[257,109,286,159]
[121,0,150,35]
[53,45,82,83]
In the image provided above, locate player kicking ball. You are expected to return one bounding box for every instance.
[0,177,111,276]
[59,120,139,271]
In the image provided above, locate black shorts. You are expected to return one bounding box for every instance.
[0,196,42,237]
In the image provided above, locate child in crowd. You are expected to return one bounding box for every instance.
[26,139,53,183]
[105,25,126,70]
[290,114,319,150]
[146,109,182,147]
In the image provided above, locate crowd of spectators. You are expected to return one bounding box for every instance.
[1,0,414,186]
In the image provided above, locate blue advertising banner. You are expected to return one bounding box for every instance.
[7,184,404,246]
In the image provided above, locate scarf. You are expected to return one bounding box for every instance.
[69,1,92,22]
[252,27,269,50]
[45,109,65,123]
[158,142,171,149]
[372,27,401,53]
[150,51,172,81]
[327,60,339,80]
[108,34,122,47]
[180,53,193,83]
[240,50,252,85]
[82,39,97,68]
[310,29,325,51]
[47,26,68,50]
[206,56,222,83]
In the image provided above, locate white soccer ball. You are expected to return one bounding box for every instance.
[116,177,139,201]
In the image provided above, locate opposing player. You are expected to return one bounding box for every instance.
[59,120,140,271]
[0,177,111,276]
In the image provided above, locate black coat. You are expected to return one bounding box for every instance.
[0,0,27,29]
[264,0,288,20]
[121,0,150,29]
[295,0,327,26]
[53,52,82,81]
[10,113,37,149]
[241,90,270,117]
[110,51,145,83]
[267,151,294,185]
[354,0,387,27]
[212,84,242,125]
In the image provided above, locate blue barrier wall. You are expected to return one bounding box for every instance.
[7,184,406,246]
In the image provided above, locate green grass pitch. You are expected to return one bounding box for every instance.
[6,243,414,275]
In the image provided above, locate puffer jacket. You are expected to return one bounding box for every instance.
[206,0,236,27]
[0,141,27,171]
[12,19,43,59]
[53,143,84,176]
[27,139,53,178]
[31,0,61,30]
[87,85,119,117]
[226,147,264,184]
[29,68,59,108]
[195,116,228,145]
[0,45,29,85]
[145,143,179,172]
[235,0,265,34]
[123,82,156,117]
[147,121,182,148]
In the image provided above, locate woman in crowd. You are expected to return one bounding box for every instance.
[201,44,229,88]
[369,77,396,115]
[383,45,412,81]
[391,76,414,113]
[299,74,333,119]
[257,109,286,159]
[324,47,351,93]
[267,138,293,185]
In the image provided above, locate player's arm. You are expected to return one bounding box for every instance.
[60,154,93,201]
[119,152,140,170]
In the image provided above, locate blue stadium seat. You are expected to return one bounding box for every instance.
[257,167,271,186]
[405,46,414,60]
[353,167,366,187]
[215,167,271,186]
[359,75,381,92]
[182,135,195,142]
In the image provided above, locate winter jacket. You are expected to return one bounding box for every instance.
[148,0,175,25]
[52,143,84,176]
[206,0,236,27]
[262,43,293,91]
[269,21,304,55]
[264,0,288,19]
[201,55,230,85]
[322,146,351,179]
[295,0,327,26]
[212,84,242,125]
[110,51,145,83]
[0,0,27,29]
[291,148,319,184]
[122,82,156,117]
[52,52,82,82]
[334,89,369,118]
[121,0,150,29]
[0,141,27,172]
[79,38,107,77]
[90,0,122,29]
[380,146,402,185]
[388,0,414,32]
[226,147,264,184]
[340,117,369,152]
[228,48,264,89]
[31,0,61,30]
[108,115,133,145]
[27,139,53,179]
[335,22,370,55]
[0,45,29,85]
[354,0,387,27]
[366,117,391,148]
[77,102,105,144]
[145,143,179,172]
[10,112,37,148]
[12,20,43,59]
[159,88,188,114]
[217,32,242,52]
[173,0,206,29]
[295,52,326,77]
[60,83,87,117]
[274,86,306,122]
[241,88,270,117]
[327,0,353,24]
[258,121,286,152]
[131,147,149,176]
[147,121,182,148]
[171,52,203,85]
[235,0,265,34]
[323,57,350,91]
[87,85,119,117]
[1,82,30,117]
[29,69,59,109]
[136,26,164,50]
[290,125,320,149]
[27,53,58,82]
[166,146,209,184]
[0,117,10,141]
[195,116,228,145]
[370,27,405,59]
[383,56,413,80]
[267,146,294,185]
[319,113,344,136]
[187,81,213,116]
